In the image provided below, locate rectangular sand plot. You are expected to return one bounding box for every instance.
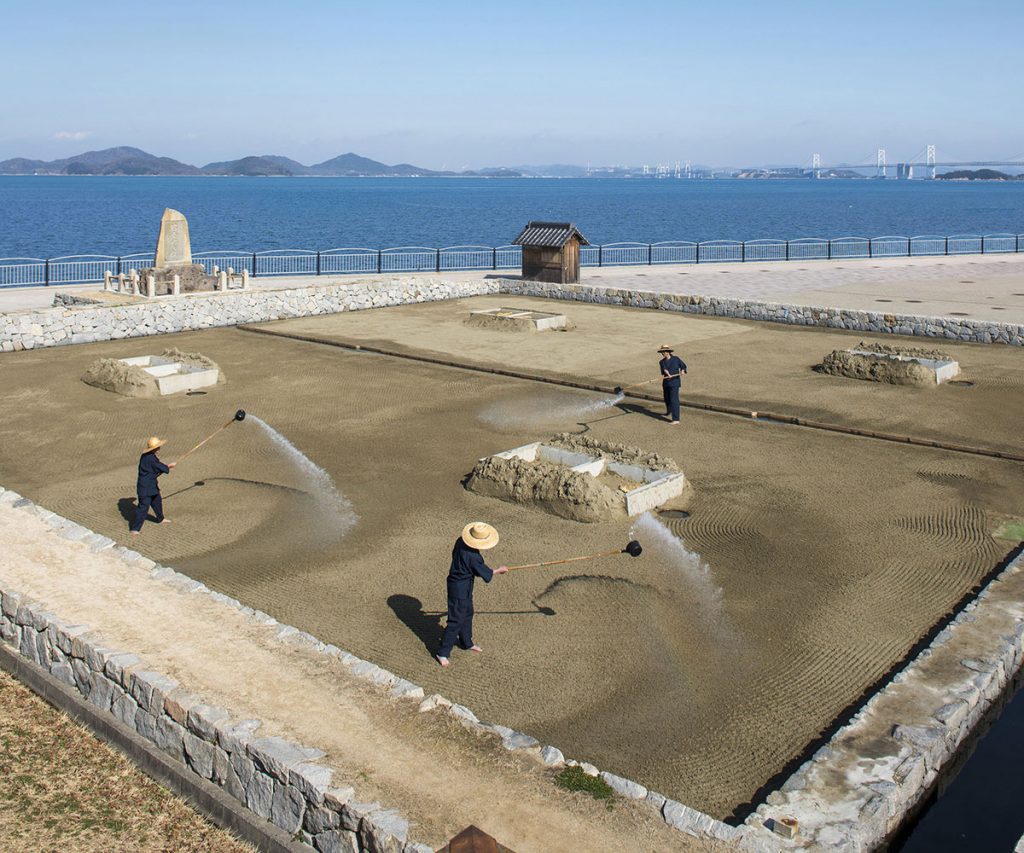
[846,348,961,384]
[487,440,685,517]
[119,355,219,395]
[467,306,569,332]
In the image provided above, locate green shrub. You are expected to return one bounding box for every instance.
[554,766,614,800]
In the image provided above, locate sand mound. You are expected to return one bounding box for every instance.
[549,433,681,473]
[465,455,625,523]
[81,358,159,398]
[818,344,939,387]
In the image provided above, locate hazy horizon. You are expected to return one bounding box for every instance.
[3,0,1022,170]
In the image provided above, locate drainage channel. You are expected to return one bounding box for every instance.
[238,324,1024,465]
[891,665,1024,852]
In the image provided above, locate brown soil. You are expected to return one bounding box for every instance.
[0,668,252,853]
[1,321,1023,822]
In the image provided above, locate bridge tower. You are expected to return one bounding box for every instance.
[684,160,692,179]
[877,148,887,178]
[812,153,821,179]
[926,144,936,179]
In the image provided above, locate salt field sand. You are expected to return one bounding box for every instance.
[2,306,1022,820]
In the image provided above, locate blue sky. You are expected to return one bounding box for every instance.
[2,0,1021,168]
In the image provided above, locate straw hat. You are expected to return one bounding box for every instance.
[461,521,500,550]
[657,344,674,353]
[144,436,166,452]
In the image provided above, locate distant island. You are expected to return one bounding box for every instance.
[937,169,1023,181]
[0,146,527,178]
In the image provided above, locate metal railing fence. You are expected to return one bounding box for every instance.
[1,232,1021,289]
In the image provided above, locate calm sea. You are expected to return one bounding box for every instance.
[0,176,1021,258]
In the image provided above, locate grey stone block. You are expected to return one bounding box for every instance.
[103,652,141,686]
[245,769,275,820]
[129,670,179,713]
[134,709,160,743]
[663,798,707,835]
[305,804,342,834]
[156,715,186,762]
[111,691,139,727]
[340,800,381,832]
[270,780,306,834]
[289,761,334,807]
[213,748,246,801]
[86,674,117,712]
[600,771,647,799]
[248,736,325,783]
[183,731,217,779]
[186,703,230,741]
[216,718,261,755]
[360,809,409,853]
[539,745,564,767]
[163,689,202,725]
[313,829,360,853]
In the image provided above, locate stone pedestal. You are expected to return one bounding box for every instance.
[141,264,216,295]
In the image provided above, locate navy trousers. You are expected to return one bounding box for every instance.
[437,580,474,657]
[131,492,164,532]
[663,385,681,421]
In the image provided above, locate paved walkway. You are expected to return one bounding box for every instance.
[4,253,1023,324]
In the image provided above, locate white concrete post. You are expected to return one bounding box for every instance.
[104,270,113,291]
[116,272,126,293]
[172,274,181,296]
[218,271,227,291]
[213,265,220,276]
[241,268,250,289]
[146,274,155,298]
[130,270,139,294]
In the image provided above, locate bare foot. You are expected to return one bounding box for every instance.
[130,531,140,536]
[670,421,680,425]
[435,655,449,668]
[160,519,172,524]
[469,645,483,652]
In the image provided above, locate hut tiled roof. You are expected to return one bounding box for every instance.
[512,221,590,247]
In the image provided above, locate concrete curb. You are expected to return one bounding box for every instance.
[0,641,307,853]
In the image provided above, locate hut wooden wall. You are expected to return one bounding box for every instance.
[522,240,581,284]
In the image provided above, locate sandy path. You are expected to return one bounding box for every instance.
[1,325,1022,820]
[0,504,709,853]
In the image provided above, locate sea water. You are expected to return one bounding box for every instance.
[249,415,357,536]
[632,511,725,630]
[2,176,1022,257]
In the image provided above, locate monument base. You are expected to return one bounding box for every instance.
[145,264,217,295]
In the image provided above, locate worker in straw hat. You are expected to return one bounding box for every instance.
[436,522,508,668]
[657,344,688,425]
[130,436,176,535]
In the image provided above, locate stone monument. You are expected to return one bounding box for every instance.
[143,208,217,294]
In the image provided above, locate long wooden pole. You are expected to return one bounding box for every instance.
[617,371,684,393]
[173,417,237,466]
[505,548,625,572]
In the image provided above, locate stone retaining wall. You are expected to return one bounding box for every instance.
[500,280,1024,346]
[0,277,500,351]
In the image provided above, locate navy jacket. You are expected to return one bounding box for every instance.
[660,355,687,388]
[137,452,169,496]
[447,539,494,596]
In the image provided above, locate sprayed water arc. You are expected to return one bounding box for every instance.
[479,391,625,429]
[247,415,357,536]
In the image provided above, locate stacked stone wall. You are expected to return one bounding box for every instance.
[0,277,500,352]
[500,280,1024,346]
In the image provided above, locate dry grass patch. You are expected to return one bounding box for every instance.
[0,668,251,853]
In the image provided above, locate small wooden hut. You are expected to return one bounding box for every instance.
[512,221,589,284]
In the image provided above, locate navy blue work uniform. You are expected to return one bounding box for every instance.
[131,451,169,531]
[660,354,687,422]
[437,538,494,657]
